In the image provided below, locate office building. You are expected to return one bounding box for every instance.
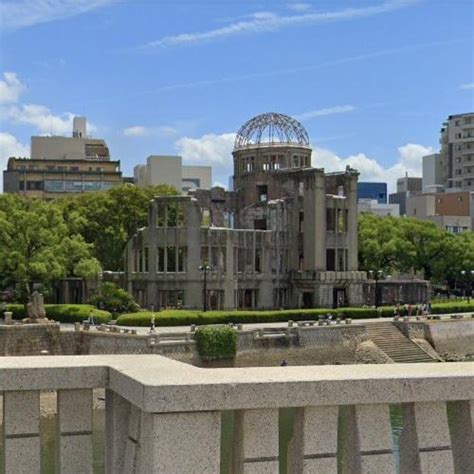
[389,175,422,216]
[406,191,473,233]
[358,199,399,217]
[422,153,443,192]
[357,182,387,204]
[133,155,212,193]
[3,117,122,198]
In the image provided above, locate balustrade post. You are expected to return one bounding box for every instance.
[105,389,132,474]
[136,410,221,473]
[57,388,93,474]
[233,408,279,472]
[399,401,454,474]
[447,400,474,474]
[340,403,396,474]
[287,406,338,473]
[3,390,41,474]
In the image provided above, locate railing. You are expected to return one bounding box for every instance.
[0,356,473,473]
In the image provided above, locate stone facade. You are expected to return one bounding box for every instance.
[124,113,370,310]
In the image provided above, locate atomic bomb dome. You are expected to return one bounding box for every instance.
[234,112,310,150]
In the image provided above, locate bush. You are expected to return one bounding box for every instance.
[115,302,474,327]
[4,304,112,324]
[431,301,474,314]
[89,282,139,315]
[195,326,237,360]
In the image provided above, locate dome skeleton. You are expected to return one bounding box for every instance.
[234,112,310,150]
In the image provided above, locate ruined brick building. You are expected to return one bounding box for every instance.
[123,112,381,310]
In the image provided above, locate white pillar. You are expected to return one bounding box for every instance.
[3,391,41,474]
[57,388,93,474]
[400,401,454,474]
[233,408,279,472]
[288,406,338,473]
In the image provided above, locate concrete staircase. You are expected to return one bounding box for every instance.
[365,322,438,363]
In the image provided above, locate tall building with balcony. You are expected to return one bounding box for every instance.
[3,117,122,198]
[439,112,474,191]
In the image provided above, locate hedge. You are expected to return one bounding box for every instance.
[4,304,112,324]
[116,302,474,327]
[195,326,237,360]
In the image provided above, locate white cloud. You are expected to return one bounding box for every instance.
[459,82,474,90]
[123,125,178,137]
[313,143,433,193]
[2,103,97,136]
[0,72,26,104]
[287,3,312,12]
[139,0,418,49]
[174,131,432,192]
[0,133,29,192]
[0,0,120,30]
[296,105,355,121]
[175,133,236,184]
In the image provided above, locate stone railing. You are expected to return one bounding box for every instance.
[1,356,473,473]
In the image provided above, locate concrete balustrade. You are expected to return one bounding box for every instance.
[0,356,473,473]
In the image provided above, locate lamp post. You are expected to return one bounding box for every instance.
[199,261,211,312]
[460,270,474,303]
[368,269,384,307]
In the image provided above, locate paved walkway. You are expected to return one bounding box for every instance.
[60,312,470,335]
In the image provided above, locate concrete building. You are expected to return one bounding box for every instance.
[389,175,422,216]
[133,155,212,193]
[124,113,372,310]
[3,117,122,198]
[406,190,473,233]
[439,112,474,191]
[357,182,387,203]
[358,199,400,217]
[422,153,442,192]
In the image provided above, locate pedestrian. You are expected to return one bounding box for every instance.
[280,359,288,366]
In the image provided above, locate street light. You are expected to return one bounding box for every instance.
[199,261,211,312]
[368,269,384,307]
[460,270,474,303]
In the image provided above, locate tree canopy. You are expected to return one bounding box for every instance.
[0,194,101,302]
[358,213,474,286]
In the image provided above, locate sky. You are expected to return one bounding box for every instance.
[0,0,473,192]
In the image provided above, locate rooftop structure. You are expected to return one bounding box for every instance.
[3,117,122,198]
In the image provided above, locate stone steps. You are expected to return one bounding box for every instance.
[365,322,437,363]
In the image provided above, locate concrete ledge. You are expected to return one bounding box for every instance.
[0,356,472,415]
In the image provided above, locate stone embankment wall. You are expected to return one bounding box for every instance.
[397,319,474,360]
[0,323,390,366]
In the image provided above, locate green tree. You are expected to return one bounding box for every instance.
[0,195,101,303]
[60,184,178,271]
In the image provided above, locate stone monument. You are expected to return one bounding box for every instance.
[23,285,52,324]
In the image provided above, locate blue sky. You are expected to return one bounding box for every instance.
[1,0,473,191]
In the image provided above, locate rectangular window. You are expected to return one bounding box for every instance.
[177,247,186,272]
[337,209,346,232]
[326,209,335,231]
[254,219,266,230]
[256,184,268,202]
[255,249,262,273]
[167,247,176,272]
[138,250,143,273]
[157,247,165,272]
[326,249,335,271]
[144,247,149,273]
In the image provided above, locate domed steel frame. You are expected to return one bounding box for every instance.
[234,112,310,150]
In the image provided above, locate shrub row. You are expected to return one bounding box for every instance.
[116,302,474,327]
[195,326,237,360]
[4,304,112,324]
